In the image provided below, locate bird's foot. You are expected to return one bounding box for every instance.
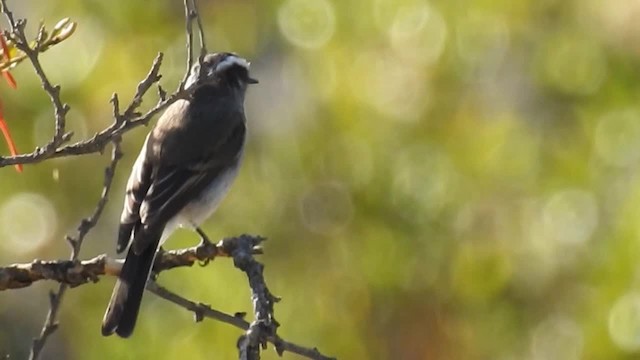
[195,226,212,245]
[195,226,213,266]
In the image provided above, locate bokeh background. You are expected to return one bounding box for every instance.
[1,0,640,359]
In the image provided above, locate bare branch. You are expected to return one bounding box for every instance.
[180,0,195,90]
[191,0,208,56]
[148,282,336,360]
[0,3,132,357]
[0,255,109,290]
[70,139,123,257]
[1,0,70,151]
[227,235,280,360]
[0,236,336,360]
[0,0,204,171]
[122,52,164,119]
[0,55,190,168]
[0,238,263,290]
[28,138,122,360]
[180,0,209,90]
[147,281,249,328]
[0,3,199,355]
[0,19,76,72]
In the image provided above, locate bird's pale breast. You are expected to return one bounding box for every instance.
[160,158,242,244]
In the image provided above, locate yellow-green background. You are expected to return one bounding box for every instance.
[1,0,640,359]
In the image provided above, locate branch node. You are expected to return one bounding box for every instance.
[274,341,285,356]
[61,131,73,142]
[65,236,77,248]
[157,84,166,101]
[194,304,206,322]
[234,312,247,319]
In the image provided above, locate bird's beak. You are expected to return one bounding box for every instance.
[248,77,259,84]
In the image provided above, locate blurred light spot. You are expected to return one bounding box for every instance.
[237,156,290,229]
[455,114,541,185]
[389,2,447,66]
[52,168,60,182]
[299,182,353,235]
[517,191,597,292]
[531,315,584,360]
[451,243,512,302]
[594,108,640,168]
[594,0,640,55]
[247,55,314,137]
[453,200,511,242]
[304,50,339,101]
[349,50,429,121]
[163,323,200,358]
[0,193,57,254]
[321,135,374,187]
[608,292,640,351]
[456,11,510,68]
[355,225,415,289]
[542,189,598,246]
[278,0,336,49]
[393,145,458,216]
[42,18,104,86]
[538,33,607,95]
[515,198,558,291]
[14,1,55,21]
[206,2,258,54]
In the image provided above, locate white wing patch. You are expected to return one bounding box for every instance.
[215,55,250,73]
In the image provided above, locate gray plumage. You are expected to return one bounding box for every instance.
[102,53,257,338]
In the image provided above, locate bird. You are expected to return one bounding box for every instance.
[101,52,258,338]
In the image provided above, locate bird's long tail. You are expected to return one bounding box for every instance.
[101,231,160,338]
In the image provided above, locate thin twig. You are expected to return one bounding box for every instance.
[121,52,164,119]
[191,0,207,56]
[0,1,198,170]
[0,53,190,169]
[149,235,336,360]
[147,282,248,328]
[0,19,76,72]
[180,0,195,90]
[29,139,122,360]
[180,0,209,89]
[148,283,336,360]
[0,5,194,355]
[1,0,70,151]
[70,139,123,257]
[0,2,136,358]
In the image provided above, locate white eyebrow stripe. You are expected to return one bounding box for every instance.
[215,56,250,72]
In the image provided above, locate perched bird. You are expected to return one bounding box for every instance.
[102,52,258,338]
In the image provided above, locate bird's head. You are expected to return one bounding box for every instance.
[185,52,258,91]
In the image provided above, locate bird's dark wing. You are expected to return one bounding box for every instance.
[116,99,190,253]
[117,136,154,254]
[130,120,246,255]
